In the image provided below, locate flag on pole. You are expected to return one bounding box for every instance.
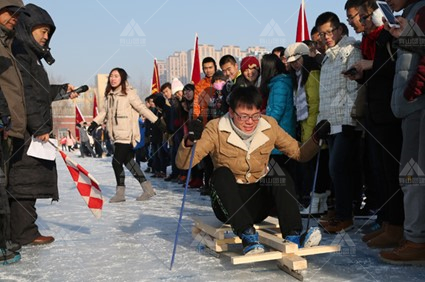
[60,151,103,218]
[75,104,85,141]
[296,0,310,42]
[93,93,98,118]
[151,58,161,94]
[190,33,201,84]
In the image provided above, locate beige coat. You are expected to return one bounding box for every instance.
[176,114,319,184]
[94,85,157,147]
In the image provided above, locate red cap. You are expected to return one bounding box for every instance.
[240,56,260,73]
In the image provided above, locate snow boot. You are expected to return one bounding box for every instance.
[136,181,156,201]
[240,227,265,255]
[1,249,21,265]
[362,222,387,242]
[367,224,404,249]
[300,193,321,216]
[109,186,126,203]
[286,227,322,248]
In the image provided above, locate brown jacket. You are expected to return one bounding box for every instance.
[176,114,319,184]
[94,85,157,147]
[0,26,26,139]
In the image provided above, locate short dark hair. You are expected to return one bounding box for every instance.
[229,86,262,111]
[202,57,217,70]
[160,82,171,92]
[315,12,341,30]
[272,46,285,56]
[344,0,364,10]
[145,95,154,102]
[340,22,349,36]
[219,55,237,67]
[310,26,318,36]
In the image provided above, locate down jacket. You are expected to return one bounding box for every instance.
[176,114,319,184]
[7,4,67,200]
[94,85,158,147]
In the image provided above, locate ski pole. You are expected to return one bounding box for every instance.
[300,140,322,245]
[170,142,197,270]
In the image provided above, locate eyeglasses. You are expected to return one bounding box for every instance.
[234,111,261,121]
[346,12,359,22]
[359,14,372,24]
[318,27,338,38]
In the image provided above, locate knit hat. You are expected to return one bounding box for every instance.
[0,0,27,14]
[171,78,184,94]
[240,56,260,73]
[284,42,310,63]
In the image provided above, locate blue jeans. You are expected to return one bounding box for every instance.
[327,127,362,220]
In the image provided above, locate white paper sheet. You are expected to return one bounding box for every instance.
[27,137,57,161]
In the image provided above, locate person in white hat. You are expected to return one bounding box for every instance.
[285,42,331,217]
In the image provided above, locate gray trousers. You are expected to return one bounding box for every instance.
[400,108,425,243]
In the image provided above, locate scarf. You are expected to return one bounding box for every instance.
[229,117,258,149]
[360,25,384,60]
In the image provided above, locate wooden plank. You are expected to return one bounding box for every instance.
[231,251,283,265]
[257,230,298,253]
[216,236,242,245]
[295,245,341,256]
[254,216,280,229]
[192,216,280,240]
[278,254,307,271]
[192,216,228,239]
[192,231,228,252]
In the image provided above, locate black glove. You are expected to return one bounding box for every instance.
[153,118,166,132]
[87,121,98,136]
[313,120,330,144]
[187,118,203,142]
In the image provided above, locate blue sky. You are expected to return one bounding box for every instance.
[28,0,357,92]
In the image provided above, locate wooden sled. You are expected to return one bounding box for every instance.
[192,216,340,281]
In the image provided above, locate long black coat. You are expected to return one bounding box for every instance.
[7,4,67,200]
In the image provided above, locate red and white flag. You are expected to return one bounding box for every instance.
[75,104,85,141]
[296,0,310,42]
[151,58,161,94]
[190,33,201,84]
[60,151,103,218]
[93,93,98,119]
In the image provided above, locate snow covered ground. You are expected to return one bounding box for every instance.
[1,151,424,282]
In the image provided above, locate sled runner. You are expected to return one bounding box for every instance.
[192,216,340,281]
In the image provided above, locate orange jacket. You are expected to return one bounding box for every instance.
[193,77,214,124]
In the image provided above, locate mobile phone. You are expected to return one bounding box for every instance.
[376,1,400,28]
[343,67,358,76]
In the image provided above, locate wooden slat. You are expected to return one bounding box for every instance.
[192,216,228,239]
[231,251,283,264]
[257,230,298,253]
[278,254,307,270]
[192,231,228,252]
[295,245,341,256]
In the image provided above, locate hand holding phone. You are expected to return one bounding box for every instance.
[343,68,358,76]
[377,1,400,28]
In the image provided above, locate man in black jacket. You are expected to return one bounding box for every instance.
[7,3,78,247]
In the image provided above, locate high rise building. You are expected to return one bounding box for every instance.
[160,44,268,84]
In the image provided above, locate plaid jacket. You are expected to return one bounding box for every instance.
[318,36,362,134]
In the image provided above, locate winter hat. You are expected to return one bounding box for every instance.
[212,70,227,83]
[240,56,260,73]
[171,78,184,94]
[284,42,310,63]
[0,0,28,14]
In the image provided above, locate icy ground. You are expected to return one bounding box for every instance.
[1,151,424,282]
